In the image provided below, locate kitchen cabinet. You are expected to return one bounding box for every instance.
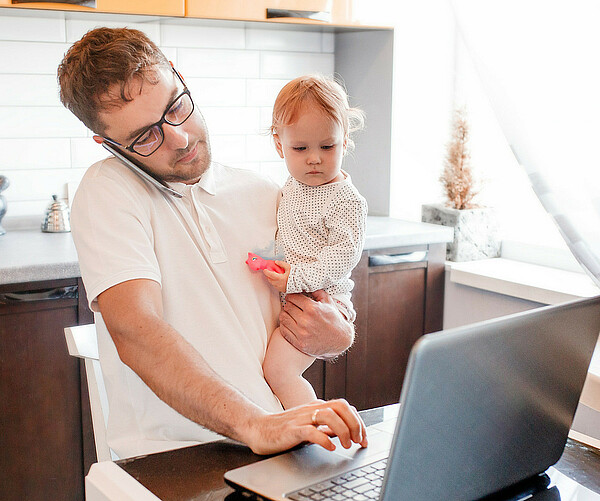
[0,0,376,27]
[0,278,93,501]
[309,243,446,410]
[0,0,184,17]
[186,0,355,26]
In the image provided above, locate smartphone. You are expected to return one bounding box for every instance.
[100,141,183,198]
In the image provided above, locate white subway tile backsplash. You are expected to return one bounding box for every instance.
[3,199,48,220]
[3,168,86,202]
[246,134,280,162]
[0,41,70,74]
[186,78,246,107]
[178,48,260,78]
[70,137,108,168]
[66,19,161,44]
[1,13,341,221]
[0,106,87,138]
[260,51,334,79]
[203,107,261,135]
[246,28,322,53]
[246,79,287,107]
[0,74,61,106]
[260,161,288,187]
[210,135,247,164]
[160,46,178,66]
[0,13,66,42]
[0,138,70,170]
[259,107,275,131]
[162,23,244,49]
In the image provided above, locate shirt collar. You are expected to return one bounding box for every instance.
[196,162,216,195]
[167,162,216,196]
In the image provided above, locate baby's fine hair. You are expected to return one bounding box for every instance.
[270,74,365,152]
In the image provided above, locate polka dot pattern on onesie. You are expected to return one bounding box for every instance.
[276,172,368,299]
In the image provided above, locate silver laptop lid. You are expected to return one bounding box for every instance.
[381,296,600,501]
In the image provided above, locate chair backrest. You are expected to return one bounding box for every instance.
[64,324,116,462]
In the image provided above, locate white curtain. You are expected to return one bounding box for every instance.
[451,0,600,286]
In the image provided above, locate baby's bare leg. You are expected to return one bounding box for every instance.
[263,327,317,409]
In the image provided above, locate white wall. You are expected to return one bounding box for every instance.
[353,0,457,222]
[0,10,336,226]
[443,270,542,329]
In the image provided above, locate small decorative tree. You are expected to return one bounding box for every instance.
[422,106,500,261]
[440,106,479,210]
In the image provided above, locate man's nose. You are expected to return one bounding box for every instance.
[163,123,189,149]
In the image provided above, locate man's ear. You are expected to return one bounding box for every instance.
[273,134,285,159]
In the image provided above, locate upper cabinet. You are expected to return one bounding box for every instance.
[0,0,185,17]
[186,0,358,26]
[0,0,382,27]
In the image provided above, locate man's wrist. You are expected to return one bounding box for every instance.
[315,315,354,360]
[233,405,269,450]
[332,298,355,323]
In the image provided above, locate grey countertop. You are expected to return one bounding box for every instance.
[0,230,80,286]
[0,217,453,286]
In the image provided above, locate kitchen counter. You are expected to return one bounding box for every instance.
[0,229,79,285]
[0,217,453,285]
[364,216,453,249]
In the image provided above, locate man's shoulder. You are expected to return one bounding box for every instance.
[80,155,141,187]
[73,155,155,216]
[212,162,281,194]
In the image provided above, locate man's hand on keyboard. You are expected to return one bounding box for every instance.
[244,399,368,455]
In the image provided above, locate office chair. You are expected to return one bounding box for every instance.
[64,324,116,462]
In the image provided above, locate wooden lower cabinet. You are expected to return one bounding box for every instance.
[0,278,93,501]
[308,243,446,410]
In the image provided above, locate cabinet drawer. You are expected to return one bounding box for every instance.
[186,0,353,25]
[0,0,185,17]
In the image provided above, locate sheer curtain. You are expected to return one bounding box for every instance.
[451,0,600,286]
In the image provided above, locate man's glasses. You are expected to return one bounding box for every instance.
[104,67,194,157]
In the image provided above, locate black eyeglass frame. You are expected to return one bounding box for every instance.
[103,67,194,158]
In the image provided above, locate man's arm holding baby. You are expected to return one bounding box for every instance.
[97,278,364,454]
[263,262,354,358]
[280,290,355,359]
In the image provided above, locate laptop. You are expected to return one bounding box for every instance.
[225,296,600,500]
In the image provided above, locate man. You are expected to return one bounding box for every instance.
[58,27,367,458]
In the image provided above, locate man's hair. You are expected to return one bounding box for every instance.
[57,27,170,135]
[270,74,365,152]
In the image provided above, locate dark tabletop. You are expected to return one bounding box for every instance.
[116,406,600,501]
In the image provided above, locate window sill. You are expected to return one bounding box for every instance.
[447,257,600,305]
[447,257,600,443]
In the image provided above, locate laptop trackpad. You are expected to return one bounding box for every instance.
[224,428,393,498]
[329,427,394,458]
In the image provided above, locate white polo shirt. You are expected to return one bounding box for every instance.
[71,157,283,458]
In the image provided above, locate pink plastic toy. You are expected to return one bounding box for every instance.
[245,252,285,274]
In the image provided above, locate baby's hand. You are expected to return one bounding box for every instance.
[263,261,290,293]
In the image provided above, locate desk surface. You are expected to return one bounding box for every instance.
[105,406,600,501]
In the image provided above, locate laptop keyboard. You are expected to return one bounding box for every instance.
[286,458,387,500]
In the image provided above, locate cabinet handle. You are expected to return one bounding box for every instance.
[11,0,96,6]
[368,251,428,267]
[266,8,332,23]
[0,286,77,303]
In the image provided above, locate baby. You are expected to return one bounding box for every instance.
[260,74,368,409]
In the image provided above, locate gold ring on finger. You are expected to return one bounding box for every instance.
[311,408,320,426]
